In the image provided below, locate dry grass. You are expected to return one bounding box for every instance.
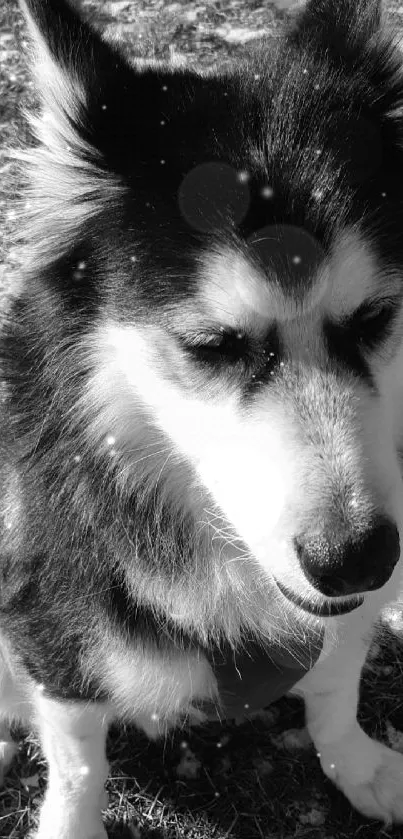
[1,619,403,838]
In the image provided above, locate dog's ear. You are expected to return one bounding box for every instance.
[20,0,130,122]
[18,0,133,259]
[291,0,384,57]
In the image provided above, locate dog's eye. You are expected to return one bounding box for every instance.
[184,329,248,365]
[350,302,396,351]
[325,301,398,381]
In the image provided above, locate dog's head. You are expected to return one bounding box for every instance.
[19,0,403,626]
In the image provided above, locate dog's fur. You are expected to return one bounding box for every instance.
[3,0,403,834]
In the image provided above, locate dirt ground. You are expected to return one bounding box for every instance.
[3,2,403,838]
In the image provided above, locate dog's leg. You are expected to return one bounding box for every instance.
[33,692,110,839]
[297,611,403,823]
[0,720,18,785]
[0,645,28,784]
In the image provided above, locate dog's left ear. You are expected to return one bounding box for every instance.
[291,0,384,56]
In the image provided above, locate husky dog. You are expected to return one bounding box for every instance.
[2,0,403,834]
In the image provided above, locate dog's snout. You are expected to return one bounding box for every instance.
[295,516,400,597]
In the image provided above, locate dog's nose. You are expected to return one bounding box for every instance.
[294,516,400,597]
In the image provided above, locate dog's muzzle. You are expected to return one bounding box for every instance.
[274,515,400,617]
[294,515,400,598]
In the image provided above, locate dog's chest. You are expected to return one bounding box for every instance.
[95,626,324,731]
[207,632,324,719]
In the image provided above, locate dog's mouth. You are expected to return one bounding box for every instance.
[274,578,364,617]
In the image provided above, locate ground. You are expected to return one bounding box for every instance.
[2,1,403,837]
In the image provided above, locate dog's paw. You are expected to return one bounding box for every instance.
[33,803,108,839]
[34,833,107,839]
[318,726,403,823]
[33,826,108,839]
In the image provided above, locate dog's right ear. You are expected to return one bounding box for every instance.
[20,0,130,120]
[18,0,136,259]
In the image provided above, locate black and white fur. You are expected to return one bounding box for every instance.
[3,0,403,834]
